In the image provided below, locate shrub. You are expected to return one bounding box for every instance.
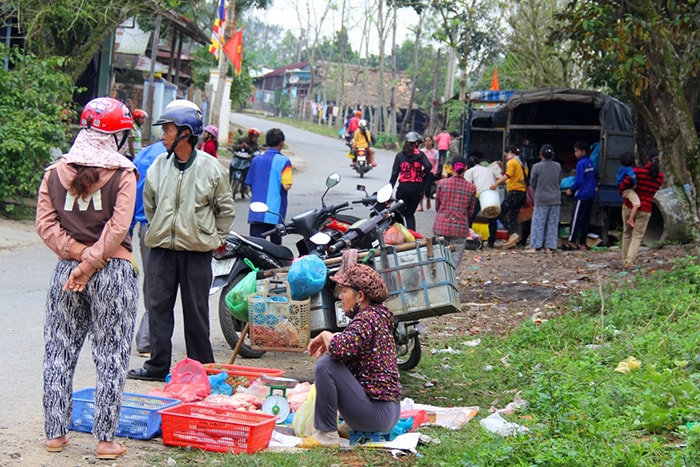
[0,45,75,211]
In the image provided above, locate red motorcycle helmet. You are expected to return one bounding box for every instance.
[248,128,261,137]
[132,109,148,120]
[80,97,134,134]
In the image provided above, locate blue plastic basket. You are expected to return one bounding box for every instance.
[69,388,180,440]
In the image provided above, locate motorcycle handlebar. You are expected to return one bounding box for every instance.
[329,201,350,212]
[261,226,279,237]
[328,200,404,253]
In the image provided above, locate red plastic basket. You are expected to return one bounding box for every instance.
[203,363,285,388]
[160,403,277,453]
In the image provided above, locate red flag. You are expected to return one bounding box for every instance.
[209,0,226,59]
[223,29,243,75]
[490,68,500,91]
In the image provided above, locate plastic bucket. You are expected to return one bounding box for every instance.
[479,190,501,218]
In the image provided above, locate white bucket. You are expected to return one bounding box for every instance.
[479,189,501,218]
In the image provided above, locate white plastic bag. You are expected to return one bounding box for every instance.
[479,412,529,436]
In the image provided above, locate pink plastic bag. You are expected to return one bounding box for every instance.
[161,358,211,402]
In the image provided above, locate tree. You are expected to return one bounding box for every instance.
[393,0,429,135]
[429,0,502,135]
[559,0,700,235]
[498,0,582,89]
[8,0,150,83]
[0,45,75,209]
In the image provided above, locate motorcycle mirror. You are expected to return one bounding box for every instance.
[249,202,269,213]
[376,184,394,203]
[326,173,341,188]
[356,184,367,195]
[310,231,331,245]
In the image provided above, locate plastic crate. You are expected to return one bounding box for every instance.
[203,363,285,387]
[160,403,277,453]
[374,239,461,321]
[69,388,180,440]
[248,280,310,352]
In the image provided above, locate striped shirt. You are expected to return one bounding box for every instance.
[619,163,663,213]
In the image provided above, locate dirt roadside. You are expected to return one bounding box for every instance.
[1,217,695,466]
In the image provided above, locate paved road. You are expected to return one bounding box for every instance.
[0,114,437,459]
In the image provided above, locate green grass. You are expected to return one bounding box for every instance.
[144,255,700,465]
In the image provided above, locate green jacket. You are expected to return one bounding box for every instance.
[143,149,235,251]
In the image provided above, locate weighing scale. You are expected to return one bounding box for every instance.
[260,375,298,423]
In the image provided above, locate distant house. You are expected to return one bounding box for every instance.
[252,62,313,116]
[251,61,428,134]
[111,15,208,125]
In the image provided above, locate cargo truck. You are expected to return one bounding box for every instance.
[463,87,691,245]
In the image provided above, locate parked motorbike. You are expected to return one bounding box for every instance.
[210,174,404,361]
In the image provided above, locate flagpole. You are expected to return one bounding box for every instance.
[210,0,236,146]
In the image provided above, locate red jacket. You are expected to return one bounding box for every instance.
[618,163,663,213]
[433,176,476,238]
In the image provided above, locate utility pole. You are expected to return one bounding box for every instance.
[143,13,162,144]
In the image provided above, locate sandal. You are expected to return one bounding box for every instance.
[46,435,69,452]
[96,441,127,460]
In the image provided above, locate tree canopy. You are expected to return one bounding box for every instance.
[559,0,700,232]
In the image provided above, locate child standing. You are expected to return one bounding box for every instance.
[616,151,641,228]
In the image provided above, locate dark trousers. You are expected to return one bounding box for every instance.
[470,198,498,247]
[396,182,424,231]
[250,222,282,245]
[499,190,526,235]
[437,150,448,177]
[569,199,594,246]
[145,248,214,377]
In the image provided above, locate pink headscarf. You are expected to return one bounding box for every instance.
[62,129,136,171]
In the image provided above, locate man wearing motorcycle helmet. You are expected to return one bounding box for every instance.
[232,127,261,156]
[198,124,219,158]
[299,262,401,448]
[128,101,235,382]
[36,96,139,459]
[128,108,148,160]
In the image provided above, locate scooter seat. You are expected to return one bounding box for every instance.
[243,235,295,262]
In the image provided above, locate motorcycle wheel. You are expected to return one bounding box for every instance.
[396,334,421,371]
[231,173,243,200]
[360,167,365,179]
[218,273,266,359]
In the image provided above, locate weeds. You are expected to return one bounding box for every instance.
[145,256,700,466]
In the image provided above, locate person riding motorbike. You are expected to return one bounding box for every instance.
[351,119,376,168]
[230,128,261,199]
[344,110,362,146]
[232,128,261,156]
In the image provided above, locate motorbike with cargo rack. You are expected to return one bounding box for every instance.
[210,173,460,370]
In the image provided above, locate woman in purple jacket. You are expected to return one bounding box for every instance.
[299,263,401,448]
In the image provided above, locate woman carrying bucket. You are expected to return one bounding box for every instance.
[465,153,499,248]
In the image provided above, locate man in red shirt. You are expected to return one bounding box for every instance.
[347,110,361,133]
